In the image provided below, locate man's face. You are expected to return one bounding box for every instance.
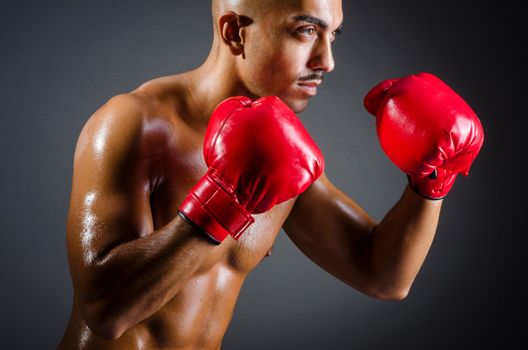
[238,0,343,113]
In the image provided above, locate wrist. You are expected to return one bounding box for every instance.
[177,211,224,245]
[407,169,456,200]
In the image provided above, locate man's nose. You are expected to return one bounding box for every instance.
[308,35,335,73]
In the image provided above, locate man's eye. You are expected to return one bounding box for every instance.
[298,27,317,36]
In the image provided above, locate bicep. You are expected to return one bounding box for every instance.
[66,180,153,270]
[66,101,154,296]
[283,173,377,287]
[284,173,375,240]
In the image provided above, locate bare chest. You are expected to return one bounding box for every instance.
[148,131,294,274]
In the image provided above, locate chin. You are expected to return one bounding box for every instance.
[279,96,310,114]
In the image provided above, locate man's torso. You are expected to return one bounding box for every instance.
[59,73,295,350]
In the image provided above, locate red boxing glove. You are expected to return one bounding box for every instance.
[364,72,484,199]
[179,96,324,243]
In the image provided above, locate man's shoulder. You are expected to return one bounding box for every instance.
[75,93,175,162]
[79,92,154,147]
[74,74,195,163]
[85,73,189,129]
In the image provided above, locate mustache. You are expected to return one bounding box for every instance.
[298,72,324,82]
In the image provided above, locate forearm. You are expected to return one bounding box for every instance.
[368,185,443,299]
[83,215,215,338]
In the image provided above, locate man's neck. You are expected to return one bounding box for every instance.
[185,52,255,122]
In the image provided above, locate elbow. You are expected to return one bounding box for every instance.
[374,287,410,301]
[81,301,128,340]
[87,322,123,341]
[360,267,415,301]
[363,281,412,301]
[89,322,125,341]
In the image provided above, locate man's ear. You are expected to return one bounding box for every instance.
[218,12,253,57]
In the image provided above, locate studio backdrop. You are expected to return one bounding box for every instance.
[0,1,525,349]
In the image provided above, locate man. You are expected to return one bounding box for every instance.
[58,0,483,349]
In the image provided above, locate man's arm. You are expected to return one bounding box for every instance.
[284,72,483,300]
[283,173,442,300]
[66,94,214,340]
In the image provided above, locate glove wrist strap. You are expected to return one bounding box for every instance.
[179,170,254,243]
[407,169,456,200]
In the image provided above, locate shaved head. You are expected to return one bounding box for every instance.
[211,0,292,33]
[212,0,282,17]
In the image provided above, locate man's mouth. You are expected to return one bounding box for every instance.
[297,80,321,96]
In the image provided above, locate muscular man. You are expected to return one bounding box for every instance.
[58,0,484,349]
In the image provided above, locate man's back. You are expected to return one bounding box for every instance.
[58,74,289,349]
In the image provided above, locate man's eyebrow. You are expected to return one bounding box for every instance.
[292,15,328,29]
[292,15,343,34]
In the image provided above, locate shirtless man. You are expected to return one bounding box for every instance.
[58,0,484,349]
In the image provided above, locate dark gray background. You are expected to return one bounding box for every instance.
[1,1,525,349]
